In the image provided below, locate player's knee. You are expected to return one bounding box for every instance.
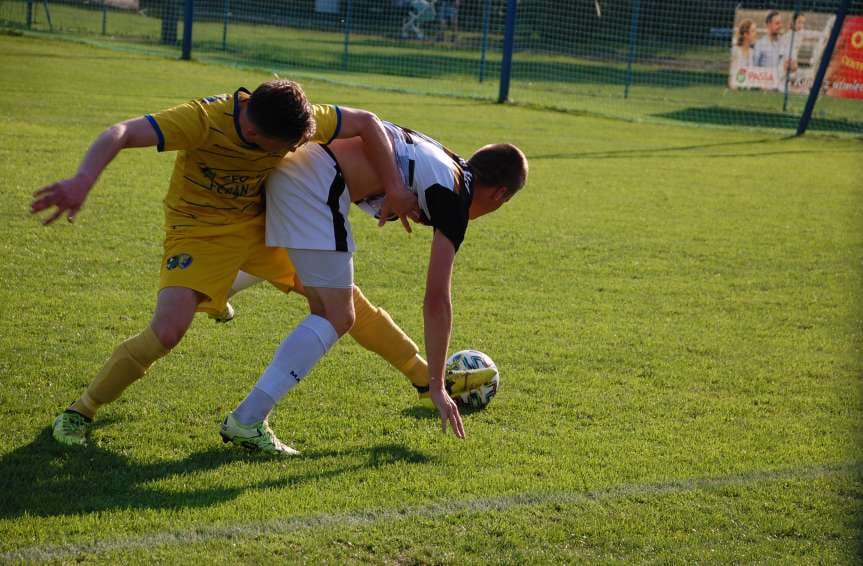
[309,286,354,336]
[327,307,355,337]
[150,288,200,349]
[150,319,187,350]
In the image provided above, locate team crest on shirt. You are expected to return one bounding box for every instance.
[200,94,229,105]
[166,254,193,270]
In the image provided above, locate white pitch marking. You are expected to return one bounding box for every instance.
[3,462,860,562]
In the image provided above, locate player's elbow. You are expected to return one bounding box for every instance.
[108,117,156,149]
[100,123,124,143]
[104,122,135,149]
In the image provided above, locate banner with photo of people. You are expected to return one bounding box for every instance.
[730,8,863,99]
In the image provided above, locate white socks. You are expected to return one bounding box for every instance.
[233,314,339,424]
[232,387,277,425]
[229,271,265,296]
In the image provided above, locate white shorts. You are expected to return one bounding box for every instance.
[266,143,356,253]
[287,248,354,289]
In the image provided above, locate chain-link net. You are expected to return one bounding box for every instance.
[0,0,188,57]
[512,0,863,133]
[2,0,861,133]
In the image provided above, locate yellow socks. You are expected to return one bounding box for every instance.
[69,290,426,420]
[349,287,429,390]
[71,326,170,418]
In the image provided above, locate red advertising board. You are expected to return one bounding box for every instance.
[826,16,863,99]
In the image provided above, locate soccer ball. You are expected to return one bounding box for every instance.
[446,349,499,409]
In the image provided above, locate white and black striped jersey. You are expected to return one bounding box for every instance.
[354,121,474,252]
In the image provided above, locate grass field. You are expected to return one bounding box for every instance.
[1,34,862,563]
[3,1,863,133]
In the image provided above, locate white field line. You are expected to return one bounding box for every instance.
[3,462,860,562]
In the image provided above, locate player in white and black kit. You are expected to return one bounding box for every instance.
[352,124,474,252]
[220,122,528,453]
[265,122,477,256]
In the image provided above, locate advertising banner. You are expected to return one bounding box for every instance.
[729,9,832,93]
[730,9,863,100]
[825,16,863,99]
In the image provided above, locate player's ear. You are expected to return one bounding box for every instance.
[492,186,509,202]
[244,123,259,139]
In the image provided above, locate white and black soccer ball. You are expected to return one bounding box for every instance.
[446,349,499,409]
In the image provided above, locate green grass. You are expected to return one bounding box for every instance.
[3,0,862,133]
[1,35,862,563]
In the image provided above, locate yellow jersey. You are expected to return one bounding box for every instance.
[146,88,341,233]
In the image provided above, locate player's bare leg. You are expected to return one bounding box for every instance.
[224,272,493,404]
[53,287,203,446]
[149,287,203,349]
[225,272,431,389]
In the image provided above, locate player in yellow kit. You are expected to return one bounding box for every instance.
[31,79,427,449]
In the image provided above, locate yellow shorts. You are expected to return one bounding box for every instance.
[159,216,296,315]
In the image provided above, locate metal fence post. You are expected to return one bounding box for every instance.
[26,0,33,29]
[497,0,517,103]
[342,0,353,71]
[42,0,53,31]
[181,0,194,60]
[222,0,229,51]
[783,0,802,112]
[479,0,491,83]
[101,0,107,35]
[624,0,641,99]
[796,0,851,135]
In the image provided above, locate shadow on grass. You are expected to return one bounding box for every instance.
[12,25,727,90]
[655,106,863,134]
[532,135,863,161]
[1,49,133,60]
[0,428,431,519]
[531,137,782,160]
[401,403,489,420]
[194,40,725,90]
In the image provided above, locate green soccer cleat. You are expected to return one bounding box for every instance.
[52,409,92,446]
[208,301,235,323]
[220,414,300,456]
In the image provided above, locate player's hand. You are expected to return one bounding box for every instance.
[31,174,94,225]
[431,388,465,439]
[378,184,420,233]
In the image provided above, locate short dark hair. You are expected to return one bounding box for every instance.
[467,143,528,197]
[246,79,316,145]
[766,10,779,25]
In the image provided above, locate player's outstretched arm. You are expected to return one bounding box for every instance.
[31,117,158,224]
[423,231,465,438]
[334,107,419,233]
